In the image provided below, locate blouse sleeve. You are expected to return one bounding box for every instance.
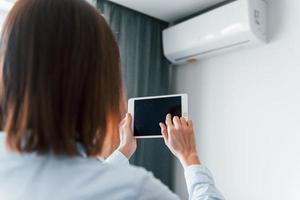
[184,165,225,200]
[137,164,225,200]
[105,151,225,200]
[104,150,130,166]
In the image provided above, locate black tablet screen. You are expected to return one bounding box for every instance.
[134,96,182,137]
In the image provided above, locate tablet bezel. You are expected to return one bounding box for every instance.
[128,94,188,139]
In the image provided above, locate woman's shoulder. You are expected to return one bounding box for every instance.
[51,154,150,183]
[0,144,159,199]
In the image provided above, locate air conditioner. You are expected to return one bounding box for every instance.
[162,0,267,65]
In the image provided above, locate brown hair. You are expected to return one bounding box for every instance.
[0,0,124,156]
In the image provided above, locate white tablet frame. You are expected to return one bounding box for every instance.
[128,94,188,139]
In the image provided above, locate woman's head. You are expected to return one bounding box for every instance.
[0,0,124,156]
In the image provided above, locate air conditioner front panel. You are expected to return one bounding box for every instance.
[163,1,250,55]
[162,0,267,64]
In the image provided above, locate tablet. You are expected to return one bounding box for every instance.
[128,94,188,138]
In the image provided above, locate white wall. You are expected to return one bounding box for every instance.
[173,0,300,199]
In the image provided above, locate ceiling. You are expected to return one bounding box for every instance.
[1,1,230,23]
[108,0,228,22]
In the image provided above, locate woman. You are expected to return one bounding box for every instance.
[0,0,224,199]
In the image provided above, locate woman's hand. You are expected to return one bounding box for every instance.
[159,114,201,168]
[117,113,137,159]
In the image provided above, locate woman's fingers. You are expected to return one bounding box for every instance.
[187,119,193,127]
[180,117,188,127]
[118,113,136,159]
[125,113,132,125]
[166,114,187,129]
[173,116,181,129]
[165,114,173,128]
[120,113,133,136]
[159,122,168,141]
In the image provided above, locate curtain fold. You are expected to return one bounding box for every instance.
[96,0,174,189]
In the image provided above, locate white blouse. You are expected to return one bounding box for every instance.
[0,133,224,200]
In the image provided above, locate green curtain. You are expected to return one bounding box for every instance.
[96,0,174,189]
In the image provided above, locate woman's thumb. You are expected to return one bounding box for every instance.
[125,113,132,128]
